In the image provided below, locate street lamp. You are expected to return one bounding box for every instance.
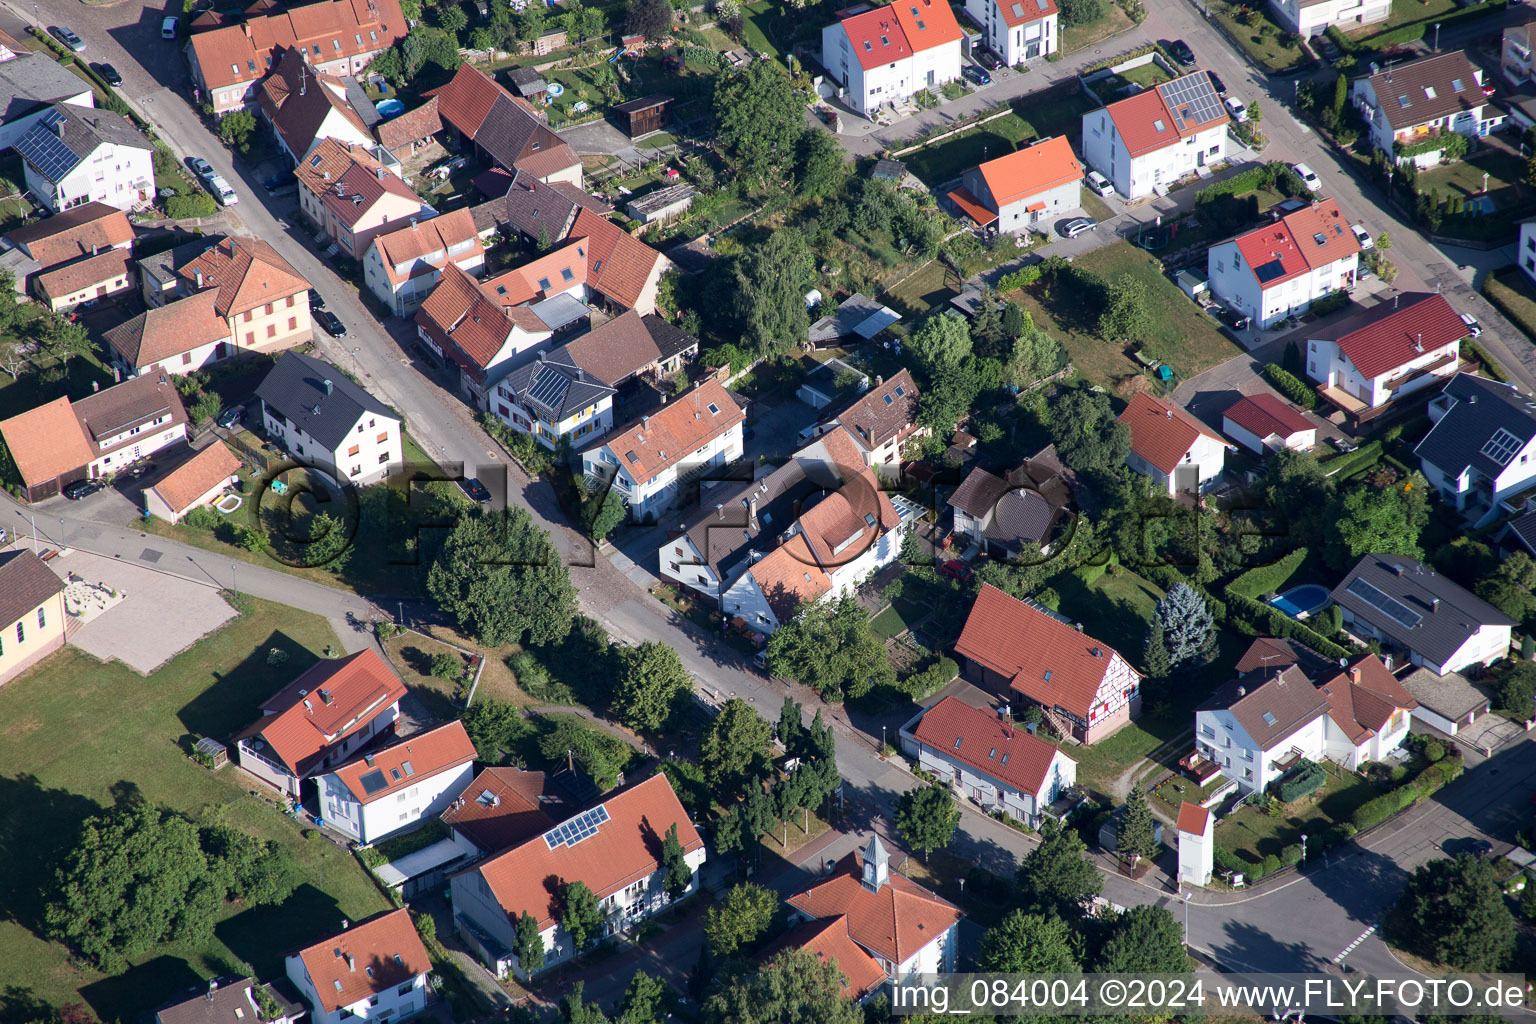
[881,723,887,756]
[1300,833,1308,863]
[1181,890,1192,945]
[58,517,64,549]
[232,562,238,595]
[1433,22,1441,51]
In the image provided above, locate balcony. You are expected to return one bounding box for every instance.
[1179,749,1223,783]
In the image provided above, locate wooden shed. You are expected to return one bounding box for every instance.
[612,94,673,138]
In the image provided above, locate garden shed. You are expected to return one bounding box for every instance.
[612,94,673,138]
[194,736,228,769]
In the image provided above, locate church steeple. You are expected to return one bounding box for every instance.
[861,834,889,892]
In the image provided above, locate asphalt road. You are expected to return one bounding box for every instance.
[24,0,1536,984]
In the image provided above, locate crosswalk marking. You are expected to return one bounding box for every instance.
[1333,924,1376,963]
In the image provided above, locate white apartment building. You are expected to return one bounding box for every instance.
[1080,72,1230,200]
[364,209,485,316]
[1270,0,1389,37]
[317,721,477,845]
[256,351,403,486]
[285,910,431,1024]
[15,105,154,213]
[1208,198,1360,328]
[1304,292,1467,415]
[962,0,1057,65]
[821,0,964,118]
[1352,51,1497,167]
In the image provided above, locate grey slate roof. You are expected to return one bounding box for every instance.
[1330,554,1516,666]
[808,292,901,345]
[1414,372,1536,481]
[506,67,547,95]
[983,487,1059,548]
[676,458,838,581]
[499,348,614,422]
[0,54,93,123]
[474,94,566,175]
[1399,666,1490,722]
[949,466,1009,518]
[1198,665,1332,749]
[1499,508,1536,557]
[343,76,383,128]
[256,351,397,450]
[16,105,150,184]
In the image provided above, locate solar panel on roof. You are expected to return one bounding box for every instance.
[1159,74,1224,129]
[1481,427,1524,466]
[19,110,82,184]
[542,804,611,849]
[528,365,571,411]
[359,769,389,795]
[1346,577,1422,629]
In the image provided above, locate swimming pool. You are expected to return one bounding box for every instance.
[376,98,405,118]
[1269,584,1330,619]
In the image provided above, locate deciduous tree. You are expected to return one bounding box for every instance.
[1094,904,1189,972]
[764,595,893,701]
[702,949,862,1024]
[1386,853,1516,971]
[1015,818,1102,920]
[426,506,577,647]
[613,641,690,731]
[1048,388,1130,477]
[712,61,806,183]
[977,910,1081,972]
[895,783,959,861]
[727,229,813,356]
[461,697,528,762]
[703,881,776,956]
[700,698,771,792]
[1097,274,1153,344]
[560,880,604,951]
[617,971,668,1024]
[625,0,673,42]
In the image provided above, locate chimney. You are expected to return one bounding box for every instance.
[340,919,349,930]
[346,955,355,972]
[748,495,759,531]
[324,171,331,182]
[323,378,333,396]
[1091,647,1102,658]
[1415,332,1422,353]
[1431,597,1440,612]
[92,381,99,392]
[364,753,375,767]
[319,688,333,704]
[1349,666,1361,683]
[227,238,237,258]
[1392,564,1405,576]
[1237,685,1247,697]
[875,375,883,386]
[52,115,65,137]
[642,414,650,431]
[716,503,724,519]
[376,166,385,181]
[195,268,205,289]
[410,217,418,230]
[1165,408,1172,419]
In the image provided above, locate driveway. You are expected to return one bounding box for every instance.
[52,546,238,672]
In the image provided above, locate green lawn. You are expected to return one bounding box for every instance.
[1415,146,1534,243]
[0,597,391,1020]
[1060,4,1134,53]
[740,0,812,60]
[1003,241,1243,385]
[1349,0,1456,36]
[902,112,1037,187]
[1211,2,1308,73]
[1118,63,1172,89]
[1214,765,1383,867]
[872,604,910,640]
[1482,268,1536,344]
[1079,185,1114,224]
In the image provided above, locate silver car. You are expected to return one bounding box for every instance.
[1060,217,1098,238]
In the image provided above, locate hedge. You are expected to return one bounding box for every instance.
[997,264,1042,292]
[1195,164,1273,203]
[1229,547,1308,599]
[1394,132,1469,163]
[1274,760,1326,802]
[1262,363,1318,410]
[1309,290,1350,317]
[166,193,218,219]
[1320,440,1383,479]
[1356,0,1504,48]
[1226,591,1351,660]
[1350,753,1465,830]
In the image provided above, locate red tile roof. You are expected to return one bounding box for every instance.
[320,161,422,228]
[568,208,667,311]
[600,379,743,485]
[787,846,962,963]
[442,767,560,853]
[370,208,482,288]
[33,248,132,301]
[1117,392,1225,476]
[243,649,406,777]
[1318,655,1417,742]
[1232,199,1359,292]
[414,264,544,376]
[911,696,1070,796]
[1176,801,1210,835]
[1104,71,1229,158]
[0,396,94,487]
[376,96,442,153]
[327,720,475,804]
[954,584,1137,720]
[891,0,964,52]
[292,909,431,1015]
[429,64,504,140]
[472,773,704,931]
[5,202,132,268]
[179,236,309,318]
[992,0,1058,27]
[976,136,1081,208]
[1330,292,1466,379]
[746,535,833,621]
[762,917,886,1001]
[103,291,230,367]
[148,442,241,515]
[836,6,913,71]
[946,187,997,227]
[1234,221,1309,289]
[839,367,921,453]
[190,0,406,93]
[1223,393,1313,442]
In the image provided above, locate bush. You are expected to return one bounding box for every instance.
[1262,363,1318,409]
[1353,793,1397,829]
[1309,290,1350,317]
[1273,759,1326,802]
[997,264,1042,292]
[166,193,217,220]
[183,505,220,531]
[430,652,461,681]
[1423,738,1445,763]
[1260,853,1282,877]
[1280,843,1303,866]
[1228,547,1308,599]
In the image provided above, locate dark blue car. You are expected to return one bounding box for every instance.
[963,64,991,86]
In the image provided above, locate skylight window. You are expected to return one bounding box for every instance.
[1001,753,1010,765]
[310,153,323,167]
[883,394,893,404]
[626,450,638,462]
[333,39,342,50]
[1423,86,1436,99]
[865,513,876,527]
[560,267,574,282]
[988,748,997,759]
[1153,118,1166,131]
[1313,233,1326,245]
[863,40,872,50]
[537,277,552,290]
[1452,78,1465,91]
[312,44,321,55]
[390,768,401,781]
[1262,712,1277,726]
[1397,95,1410,107]
[895,385,905,396]
[369,29,378,41]
[881,35,889,45]
[953,737,962,749]
[707,402,720,414]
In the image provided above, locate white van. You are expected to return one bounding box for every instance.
[208,175,238,206]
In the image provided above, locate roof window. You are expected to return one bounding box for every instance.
[356,33,363,43]
[626,450,638,462]
[953,737,962,749]
[1001,753,1010,765]
[231,63,239,74]
[880,34,889,44]
[1397,95,1410,107]
[707,402,719,414]
[1313,233,1326,245]
[560,267,574,282]
[1262,711,1277,726]
[883,394,893,405]
[495,285,507,295]
[864,513,876,527]
[537,277,552,290]
[310,153,323,167]
[1044,669,1052,681]
[895,385,905,396]
[312,44,321,55]
[333,39,342,50]
[863,40,872,50]
[247,60,256,71]
[1423,86,1436,99]
[1153,118,1166,131]
[389,768,401,781]
[1452,78,1465,91]
[370,29,378,41]
[988,748,996,758]
[917,19,925,28]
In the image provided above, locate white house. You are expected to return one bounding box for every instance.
[493,349,615,452]
[1417,372,1536,518]
[71,372,189,480]
[1317,657,1418,770]
[450,774,706,979]
[1080,72,1229,200]
[142,442,241,524]
[256,352,403,486]
[1331,555,1516,676]
[365,209,485,316]
[719,427,923,632]
[946,445,1070,559]
[155,978,301,1024]
[234,649,407,799]
[1221,393,1317,454]
[819,368,927,476]
[1176,802,1213,887]
[581,379,744,523]
[821,0,964,119]
[103,292,238,379]
[15,105,154,213]
[947,136,1082,235]
[954,583,1142,744]
[0,50,95,152]
[962,0,1057,66]
[787,835,962,986]
[1118,392,1229,495]
[900,696,1077,827]
[285,909,431,1024]
[257,49,377,165]
[414,264,553,411]
[1269,0,1388,37]
[1503,19,1536,88]
[1207,198,1360,328]
[317,720,477,845]
[1352,52,1497,167]
[1304,292,1467,416]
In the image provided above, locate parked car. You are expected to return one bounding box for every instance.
[308,288,325,309]
[1460,312,1482,337]
[458,477,492,503]
[63,478,103,500]
[963,64,991,86]
[1059,217,1097,238]
[1224,95,1248,122]
[1329,436,1358,454]
[217,406,242,429]
[208,175,238,205]
[162,16,178,38]
[1086,169,1114,196]
[1167,38,1195,65]
[1208,70,1227,95]
[1293,163,1322,191]
[96,63,123,87]
[50,27,86,52]
[188,157,215,180]
[1350,223,1374,249]
[316,310,346,337]
[939,560,974,583]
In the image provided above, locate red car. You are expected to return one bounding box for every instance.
[939,560,973,583]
